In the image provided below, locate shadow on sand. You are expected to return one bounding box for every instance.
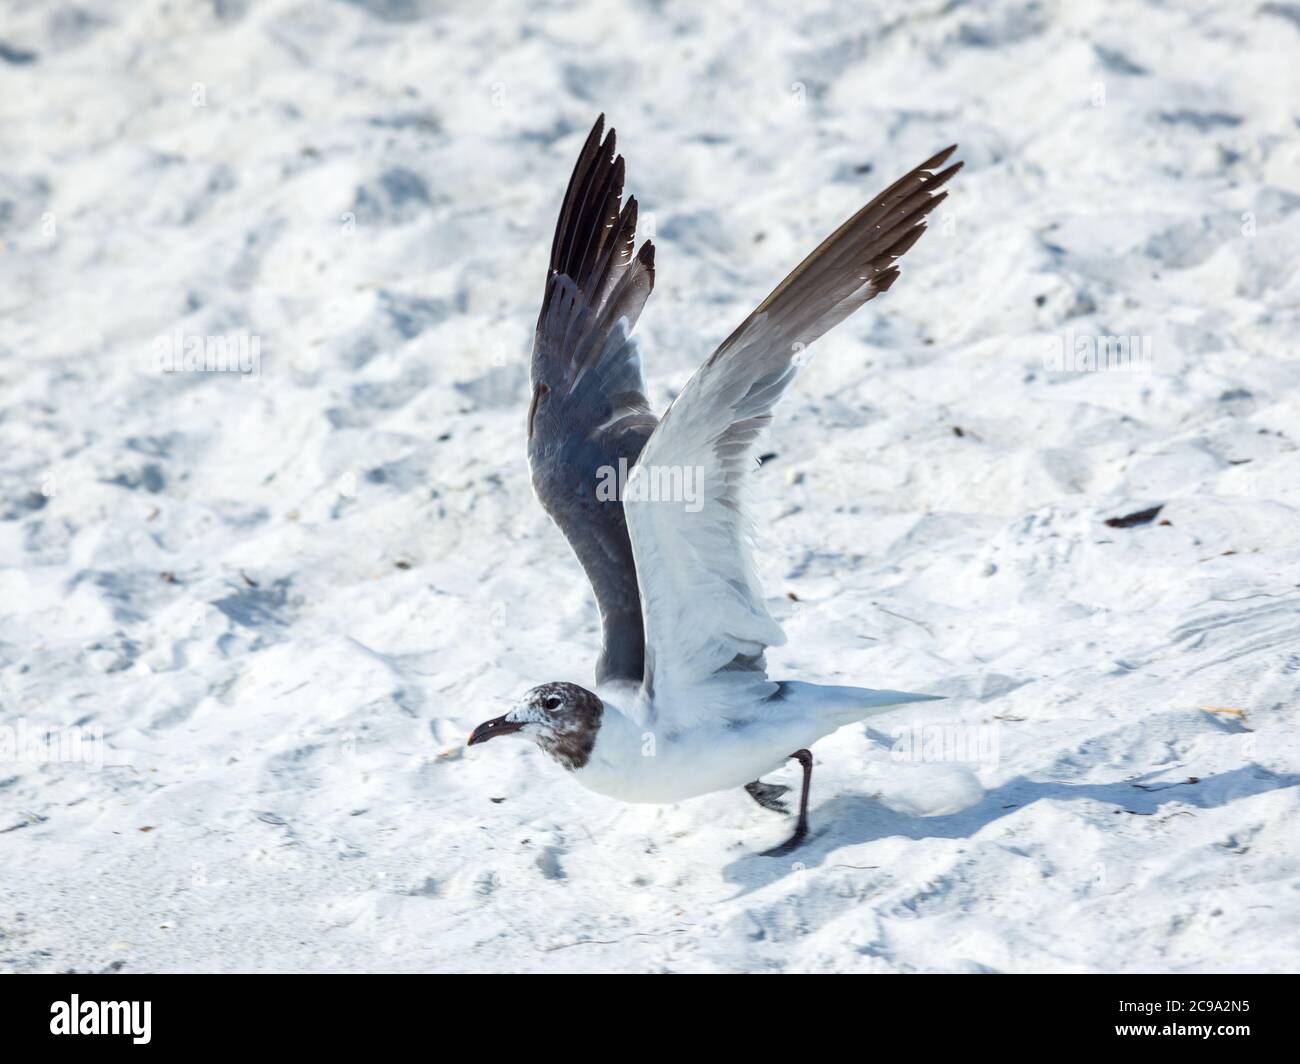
[722,764,1300,893]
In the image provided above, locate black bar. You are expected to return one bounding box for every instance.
[1,973,1292,1051]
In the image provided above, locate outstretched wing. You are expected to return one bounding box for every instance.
[624,146,961,717]
[529,115,657,685]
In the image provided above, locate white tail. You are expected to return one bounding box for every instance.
[777,680,945,724]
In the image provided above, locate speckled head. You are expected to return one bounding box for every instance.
[467,681,604,770]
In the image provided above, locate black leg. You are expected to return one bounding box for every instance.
[760,749,813,857]
[744,780,790,814]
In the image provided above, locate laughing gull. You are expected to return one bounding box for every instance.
[469,116,958,855]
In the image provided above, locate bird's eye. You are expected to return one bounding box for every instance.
[542,695,562,710]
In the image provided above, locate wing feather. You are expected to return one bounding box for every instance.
[530,116,658,685]
[625,147,961,716]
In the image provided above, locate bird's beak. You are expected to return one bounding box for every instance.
[467,715,524,746]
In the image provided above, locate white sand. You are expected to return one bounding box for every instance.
[2,0,1299,972]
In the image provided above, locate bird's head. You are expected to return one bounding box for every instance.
[467,681,604,770]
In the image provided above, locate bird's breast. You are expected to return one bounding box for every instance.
[570,714,796,804]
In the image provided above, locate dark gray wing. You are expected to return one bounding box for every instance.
[529,115,657,685]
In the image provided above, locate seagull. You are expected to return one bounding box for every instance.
[469,116,959,855]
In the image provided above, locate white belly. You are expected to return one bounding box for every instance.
[571,710,826,804]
